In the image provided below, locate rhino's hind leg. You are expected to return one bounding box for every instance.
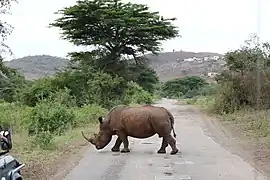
[157,137,168,154]
[111,137,122,152]
[165,135,179,155]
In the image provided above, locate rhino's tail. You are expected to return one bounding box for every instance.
[166,109,177,138]
[172,124,177,138]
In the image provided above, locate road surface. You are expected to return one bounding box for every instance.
[64,98,269,180]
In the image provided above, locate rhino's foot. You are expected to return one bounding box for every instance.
[170,149,179,155]
[157,149,166,154]
[111,147,120,152]
[121,148,130,153]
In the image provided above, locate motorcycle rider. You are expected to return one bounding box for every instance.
[0,129,22,177]
[0,130,12,151]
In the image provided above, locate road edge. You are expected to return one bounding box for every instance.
[51,144,91,180]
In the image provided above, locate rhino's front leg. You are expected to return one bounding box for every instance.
[117,132,130,153]
[111,137,122,152]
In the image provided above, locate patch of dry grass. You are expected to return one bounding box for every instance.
[221,109,270,140]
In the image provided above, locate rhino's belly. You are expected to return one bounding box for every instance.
[124,121,156,138]
[127,131,156,138]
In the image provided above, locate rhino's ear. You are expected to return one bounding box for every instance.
[98,117,103,124]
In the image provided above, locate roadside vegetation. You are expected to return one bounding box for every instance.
[184,34,270,137]
[0,0,178,179]
[170,34,270,173]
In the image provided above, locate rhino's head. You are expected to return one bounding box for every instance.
[81,117,112,150]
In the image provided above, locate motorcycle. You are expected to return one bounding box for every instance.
[0,130,25,180]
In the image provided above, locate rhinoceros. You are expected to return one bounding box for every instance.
[81,104,179,155]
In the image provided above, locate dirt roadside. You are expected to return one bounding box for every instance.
[187,104,270,178]
[14,125,98,180]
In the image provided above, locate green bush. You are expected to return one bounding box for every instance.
[184,88,200,98]
[32,131,55,150]
[186,96,215,110]
[0,102,32,133]
[123,81,153,104]
[51,88,77,107]
[18,77,57,107]
[0,65,26,103]
[212,82,242,114]
[27,100,75,135]
[74,104,107,125]
[212,35,270,114]
[136,91,153,104]
[126,65,159,94]
[199,83,219,96]
[53,67,127,109]
[162,76,208,98]
[185,97,198,104]
[152,82,163,100]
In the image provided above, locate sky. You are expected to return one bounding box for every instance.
[2,0,270,61]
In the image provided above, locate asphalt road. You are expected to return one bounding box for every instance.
[64,98,269,180]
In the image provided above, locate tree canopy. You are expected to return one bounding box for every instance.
[50,0,177,94]
[223,34,269,75]
[50,0,179,68]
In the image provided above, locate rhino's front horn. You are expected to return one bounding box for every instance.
[81,131,95,145]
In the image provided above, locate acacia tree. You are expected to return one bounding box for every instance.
[50,0,179,72]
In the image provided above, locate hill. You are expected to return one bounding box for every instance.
[4,55,70,80]
[4,51,226,81]
[145,51,225,81]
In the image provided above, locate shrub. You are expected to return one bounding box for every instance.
[18,77,57,107]
[123,81,153,104]
[212,35,270,114]
[199,83,219,96]
[27,100,75,135]
[136,91,153,104]
[53,67,127,109]
[50,88,77,107]
[213,71,270,114]
[0,102,32,133]
[32,131,55,150]
[186,96,216,110]
[162,76,208,98]
[74,104,107,126]
[0,65,26,103]
[213,82,241,114]
[126,65,159,94]
[184,88,200,98]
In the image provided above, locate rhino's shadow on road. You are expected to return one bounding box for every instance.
[95,150,182,159]
[96,150,154,155]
